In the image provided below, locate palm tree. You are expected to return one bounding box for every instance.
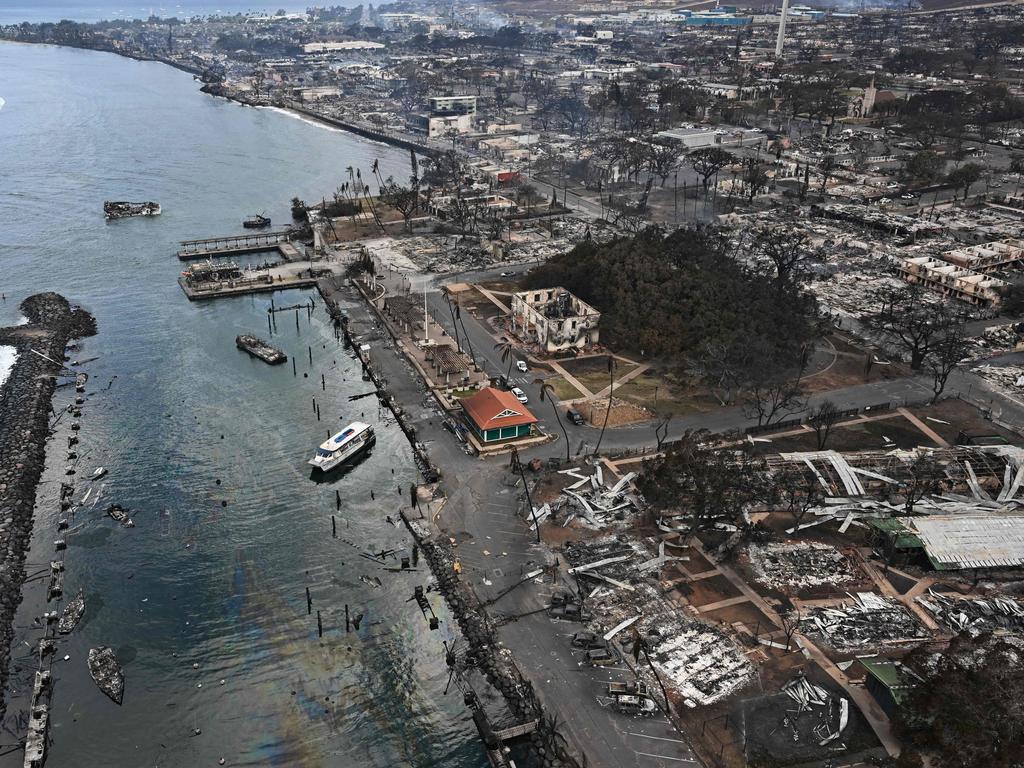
[538,381,570,463]
[592,357,615,457]
[494,340,516,386]
[510,446,540,543]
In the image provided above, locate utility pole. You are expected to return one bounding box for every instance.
[775,0,792,58]
[423,280,428,343]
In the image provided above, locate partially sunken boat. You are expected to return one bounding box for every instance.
[58,589,85,635]
[243,213,271,228]
[236,335,287,365]
[88,647,124,704]
[103,201,161,220]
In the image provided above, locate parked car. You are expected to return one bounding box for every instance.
[516,360,528,373]
[586,647,618,666]
[571,631,606,650]
[511,386,528,403]
[566,408,585,426]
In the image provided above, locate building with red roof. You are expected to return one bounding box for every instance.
[460,387,538,444]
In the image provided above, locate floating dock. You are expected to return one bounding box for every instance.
[177,230,299,261]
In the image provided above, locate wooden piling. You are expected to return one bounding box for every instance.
[306,587,312,614]
[345,604,350,632]
[292,358,296,377]
[295,309,300,333]
[331,515,337,538]
[308,346,312,366]
[321,373,325,391]
[317,610,323,637]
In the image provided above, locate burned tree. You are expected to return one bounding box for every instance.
[773,466,822,534]
[638,429,768,534]
[867,285,963,371]
[687,147,735,193]
[925,322,971,404]
[807,399,842,451]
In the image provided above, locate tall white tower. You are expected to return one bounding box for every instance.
[775,0,791,58]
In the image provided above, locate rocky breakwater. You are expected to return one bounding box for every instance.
[403,514,582,768]
[0,293,96,719]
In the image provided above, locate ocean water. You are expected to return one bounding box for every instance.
[0,1,334,25]
[0,41,484,768]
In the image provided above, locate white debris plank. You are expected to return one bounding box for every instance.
[851,467,898,484]
[964,461,993,501]
[838,512,856,534]
[803,458,833,493]
[585,570,635,591]
[567,554,633,574]
[785,516,835,535]
[605,472,637,497]
[1000,464,1024,503]
[603,615,640,642]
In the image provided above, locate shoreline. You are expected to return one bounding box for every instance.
[0,38,441,159]
[0,293,96,725]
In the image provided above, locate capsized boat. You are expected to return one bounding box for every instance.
[308,422,375,472]
[103,201,161,220]
[58,589,85,635]
[236,334,287,365]
[88,646,124,704]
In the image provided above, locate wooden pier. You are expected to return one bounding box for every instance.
[177,230,294,261]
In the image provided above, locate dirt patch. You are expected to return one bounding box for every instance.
[801,333,910,395]
[615,370,723,418]
[682,574,743,607]
[702,601,779,634]
[577,397,651,427]
[908,398,1022,445]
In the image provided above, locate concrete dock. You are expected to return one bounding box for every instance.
[178,261,343,300]
[177,230,299,261]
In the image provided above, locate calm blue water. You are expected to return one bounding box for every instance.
[0,41,483,768]
[0,1,330,24]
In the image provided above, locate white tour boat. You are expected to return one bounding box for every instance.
[309,422,375,472]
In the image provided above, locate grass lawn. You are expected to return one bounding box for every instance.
[449,388,478,399]
[560,357,638,395]
[614,372,722,417]
[544,376,584,402]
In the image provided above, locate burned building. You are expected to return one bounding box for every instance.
[510,288,600,353]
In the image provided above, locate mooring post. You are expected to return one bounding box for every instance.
[321,373,325,391]
[331,515,337,538]
[292,358,296,377]
[316,403,320,421]
[295,309,300,334]
[345,604,350,632]
[336,490,341,510]
[308,345,312,366]
[306,587,312,615]
[313,396,316,414]
[317,610,323,638]
[268,314,273,336]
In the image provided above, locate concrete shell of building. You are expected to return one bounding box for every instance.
[510,288,600,352]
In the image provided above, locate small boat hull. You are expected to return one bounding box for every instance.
[88,647,124,704]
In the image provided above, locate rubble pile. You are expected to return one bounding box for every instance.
[966,323,1024,361]
[545,467,641,530]
[779,674,850,747]
[562,536,753,706]
[802,593,927,648]
[747,542,858,591]
[971,363,1024,397]
[638,610,754,706]
[917,589,1024,635]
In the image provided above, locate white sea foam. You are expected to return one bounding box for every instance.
[0,97,6,111]
[0,346,17,389]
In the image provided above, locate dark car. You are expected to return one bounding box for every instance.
[571,631,605,649]
[566,408,585,426]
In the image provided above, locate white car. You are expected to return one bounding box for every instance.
[516,360,528,373]
[511,387,528,403]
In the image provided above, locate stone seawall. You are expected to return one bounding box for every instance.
[0,293,96,719]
